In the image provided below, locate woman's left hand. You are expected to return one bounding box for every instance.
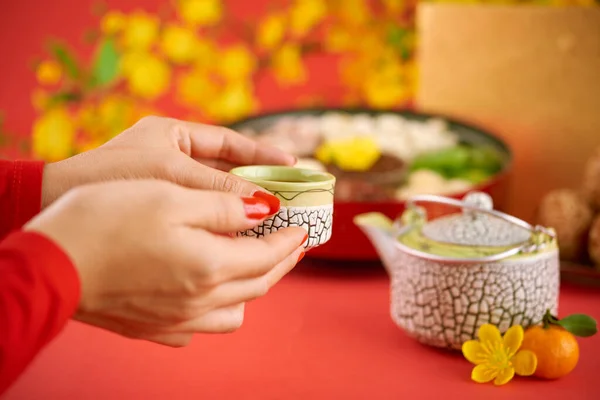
[41,116,295,208]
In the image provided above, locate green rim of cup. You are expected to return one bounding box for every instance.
[229,165,336,191]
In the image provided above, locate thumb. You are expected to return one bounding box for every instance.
[170,155,264,196]
[171,187,280,234]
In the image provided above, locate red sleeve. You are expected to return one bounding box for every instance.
[0,160,46,240]
[0,231,80,395]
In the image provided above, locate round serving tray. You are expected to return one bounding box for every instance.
[229,108,513,261]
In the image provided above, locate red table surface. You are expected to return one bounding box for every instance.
[4,261,600,400]
[3,1,600,398]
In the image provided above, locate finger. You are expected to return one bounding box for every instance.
[265,246,305,286]
[180,121,296,166]
[165,187,280,233]
[74,314,193,347]
[204,226,307,282]
[95,246,304,325]
[159,303,246,334]
[188,245,304,310]
[168,155,264,196]
[195,157,238,172]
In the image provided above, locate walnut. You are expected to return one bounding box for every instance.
[581,147,600,211]
[588,216,600,269]
[536,189,593,262]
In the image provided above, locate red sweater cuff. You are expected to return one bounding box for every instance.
[0,230,80,393]
[0,160,45,238]
[1,230,81,318]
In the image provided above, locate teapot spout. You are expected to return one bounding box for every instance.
[353,212,398,273]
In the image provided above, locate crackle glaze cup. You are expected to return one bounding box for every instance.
[354,191,560,350]
[230,165,336,249]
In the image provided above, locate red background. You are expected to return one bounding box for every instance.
[0,0,346,156]
[2,1,600,399]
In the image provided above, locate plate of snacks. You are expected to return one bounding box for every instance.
[537,147,600,286]
[230,108,513,261]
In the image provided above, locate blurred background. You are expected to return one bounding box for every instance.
[1,0,599,266]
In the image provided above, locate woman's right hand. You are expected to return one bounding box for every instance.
[24,180,306,347]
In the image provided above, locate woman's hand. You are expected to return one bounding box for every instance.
[41,116,295,208]
[25,180,306,347]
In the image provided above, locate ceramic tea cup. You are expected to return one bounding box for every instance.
[229,165,336,249]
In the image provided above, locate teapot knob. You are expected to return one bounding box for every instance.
[462,191,493,220]
[462,191,494,210]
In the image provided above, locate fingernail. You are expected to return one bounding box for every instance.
[297,251,305,263]
[242,197,271,219]
[252,191,280,215]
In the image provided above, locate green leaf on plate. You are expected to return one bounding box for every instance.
[91,37,120,87]
[556,314,598,338]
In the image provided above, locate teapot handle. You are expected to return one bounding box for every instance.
[401,194,557,263]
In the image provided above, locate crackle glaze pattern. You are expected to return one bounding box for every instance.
[422,214,530,247]
[237,205,333,249]
[388,251,560,350]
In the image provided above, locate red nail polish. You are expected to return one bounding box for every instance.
[302,233,308,244]
[242,197,271,220]
[297,252,305,263]
[252,191,280,215]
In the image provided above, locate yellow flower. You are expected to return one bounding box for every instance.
[462,324,538,386]
[77,96,138,142]
[77,104,101,138]
[192,39,217,69]
[257,13,286,51]
[290,0,327,37]
[100,10,126,35]
[207,82,257,122]
[36,60,62,85]
[121,10,159,50]
[337,0,370,26]
[31,89,50,110]
[363,74,409,109]
[315,137,381,171]
[121,52,170,100]
[32,108,75,162]
[324,27,354,52]
[404,59,419,93]
[218,45,257,81]
[383,0,405,14]
[177,0,222,27]
[176,69,218,108]
[272,44,306,86]
[98,95,136,138]
[75,138,105,154]
[160,24,199,65]
[362,55,411,108]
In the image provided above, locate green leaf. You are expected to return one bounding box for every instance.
[386,26,414,61]
[47,41,80,79]
[46,92,82,107]
[387,26,406,49]
[91,37,120,87]
[556,314,598,338]
[410,145,471,176]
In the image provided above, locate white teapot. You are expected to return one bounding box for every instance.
[354,192,560,350]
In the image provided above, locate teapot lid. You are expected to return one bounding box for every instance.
[394,192,557,263]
